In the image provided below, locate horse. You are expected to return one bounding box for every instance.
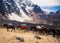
[35,25,42,34]
[55,28,60,38]
[30,25,48,35]
[3,23,15,32]
[29,25,37,33]
[17,24,29,32]
[47,25,60,38]
[30,25,42,34]
[48,25,56,37]
[41,26,48,35]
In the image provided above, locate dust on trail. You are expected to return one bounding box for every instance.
[0,28,59,43]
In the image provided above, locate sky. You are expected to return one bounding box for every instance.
[30,0,60,12]
[41,6,60,12]
[30,0,60,6]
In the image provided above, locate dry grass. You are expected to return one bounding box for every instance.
[0,28,59,43]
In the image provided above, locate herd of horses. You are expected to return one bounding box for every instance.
[0,23,60,39]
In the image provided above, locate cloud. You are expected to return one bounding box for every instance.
[42,9,52,13]
[30,0,60,7]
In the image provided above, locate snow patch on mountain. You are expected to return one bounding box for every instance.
[8,13,25,22]
[25,6,33,13]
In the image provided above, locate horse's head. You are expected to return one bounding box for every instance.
[3,24,7,27]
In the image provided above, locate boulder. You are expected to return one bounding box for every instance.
[16,37,24,42]
[34,35,41,39]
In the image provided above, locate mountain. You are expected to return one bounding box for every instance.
[0,0,47,24]
[47,10,60,25]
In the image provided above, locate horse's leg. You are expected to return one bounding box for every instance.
[53,31,56,37]
[14,28,15,32]
[36,29,38,34]
[42,30,45,36]
[21,28,23,33]
[26,28,29,32]
[25,28,27,32]
[11,28,15,32]
[46,30,48,36]
[44,30,47,36]
[7,27,9,31]
[11,28,13,32]
[56,33,60,39]
[24,29,26,32]
[19,28,20,32]
[38,29,41,35]
[38,30,40,35]
[13,26,15,31]
[17,28,20,32]
[40,30,43,35]
[32,29,34,33]
[18,28,21,32]
[11,27,14,32]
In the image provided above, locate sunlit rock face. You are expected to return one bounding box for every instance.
[0,0,47,24]
[8,13,25,22]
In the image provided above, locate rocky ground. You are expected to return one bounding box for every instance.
[0,28,60,43]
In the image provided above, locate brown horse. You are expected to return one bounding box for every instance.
[17,24,29,32]
[3,23,15,32]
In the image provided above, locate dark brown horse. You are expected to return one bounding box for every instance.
[55,28,60,38]
[3,23,15,32]
[41,26,48,35]
[30,25,48,35]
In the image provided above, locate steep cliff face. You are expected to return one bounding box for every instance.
[0,0,47,24]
